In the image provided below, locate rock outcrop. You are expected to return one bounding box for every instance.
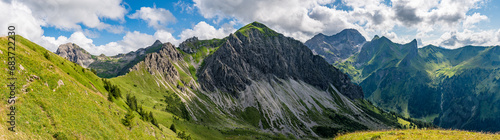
[130,42,182,83]
[56,43,95,68]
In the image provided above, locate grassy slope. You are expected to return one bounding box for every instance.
[110,66,227,140]
[0,36,175,139]
[336,129,500,140]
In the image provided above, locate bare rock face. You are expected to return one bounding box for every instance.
[130,42,182,83]
[198,22,363,100]
[56,43,95,68]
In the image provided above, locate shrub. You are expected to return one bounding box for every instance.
[177,131,192,140]
[103,79,122,101]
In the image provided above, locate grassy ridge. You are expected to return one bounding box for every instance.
[0,36,174,139]
[336,129,500,140]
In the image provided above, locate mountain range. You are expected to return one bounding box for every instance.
[0,22,437,139]
[311,30,500,132]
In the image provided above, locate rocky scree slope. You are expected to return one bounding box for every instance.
[198,22,363,100]
[191,22,406,137]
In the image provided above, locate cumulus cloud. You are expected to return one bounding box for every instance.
[0,1,44,42]
[15,0,126,32]
[463,13,488,28]
[394,3,422,26]
[129,7,177,30]
[154,30,180,45]
[179,21,235,42]
[436,29,499,49]
[0,0,131,55]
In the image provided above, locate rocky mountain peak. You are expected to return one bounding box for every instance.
[236,21,279,37]
[55,43,95,68]
[178,36,200,54]
[198,22,364,99]
[304,29,366,63]
[130,42,182,83]
[152,40,162,46]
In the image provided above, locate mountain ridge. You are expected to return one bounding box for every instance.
[332,35,500,132]
[49,22,432,138]
[56,40,164,78]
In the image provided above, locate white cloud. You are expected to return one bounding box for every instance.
[129,7,177,30]
[463,13,488,28]
[0,1,44,42]
[174,0,195,14]
[497,29,500,42]
[179,21,235,42]
[16,0,126,32]
[155,30,180,46]
[434,29,499,49]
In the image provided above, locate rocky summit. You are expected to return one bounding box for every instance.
[198,22,364,100]
[305,29,366,64]
[56,43,95,68]
[130,42,183,84]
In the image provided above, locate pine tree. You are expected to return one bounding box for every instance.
[150,112,158,127]
[122,109,135,127]
[170,124,176,133]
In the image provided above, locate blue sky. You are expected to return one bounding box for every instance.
[2,0,500,55]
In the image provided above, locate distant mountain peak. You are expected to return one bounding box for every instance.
[200,22,364,100]
[338,28,361,35]
[305,29,366,63]
[236,21,279,37]
[56,43,94,68]
[152,40,162,46]
[312,33,327,38]
[371,36,392,43]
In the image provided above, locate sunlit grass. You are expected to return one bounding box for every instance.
[336,129,500,140]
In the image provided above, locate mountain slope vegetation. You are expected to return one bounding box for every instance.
[0,35,175,139]
[331,34,500,132]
